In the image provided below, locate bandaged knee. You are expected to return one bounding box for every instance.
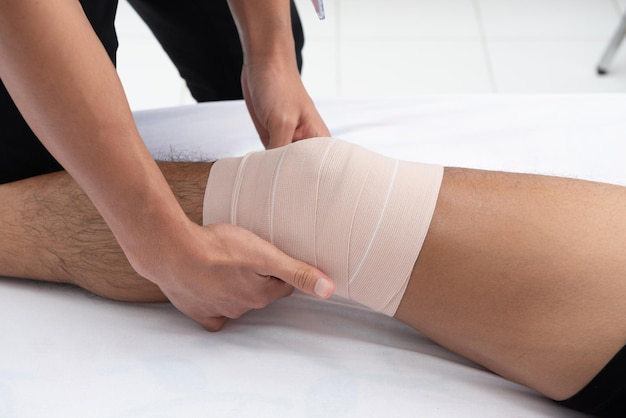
[203,138,443,316]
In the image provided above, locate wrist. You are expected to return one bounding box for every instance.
[123,211,197,287]
[226,0,296,65]
[106,174,194,285]
[241,32,296,67]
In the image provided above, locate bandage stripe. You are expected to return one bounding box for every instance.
[268,148,288,245]
[313,138,337,269]
[348,160,399,287]
[229,153,251,225]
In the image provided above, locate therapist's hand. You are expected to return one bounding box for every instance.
[140,222,334,332]
[241,60,330,149]
[0,0,333,333]
[226,0,329,149]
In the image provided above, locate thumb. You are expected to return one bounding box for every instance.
[266,246,334,299]
[289,262,335,299]
[240,227,334,298]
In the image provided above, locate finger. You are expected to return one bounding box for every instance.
[290,262,334,299]
[198,316,229,332]
[316,121,331,138]
[262,244,334,299]
[295,115,331,142]
[265,276,295,300]
[235,277,293,310]
[219,225,334,299]
[268,117,296,149]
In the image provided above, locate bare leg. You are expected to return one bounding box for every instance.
[0,161,211,302]
[3,159,625,402]
[396,168,626,400]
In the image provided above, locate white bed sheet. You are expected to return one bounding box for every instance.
[3,95,626,417]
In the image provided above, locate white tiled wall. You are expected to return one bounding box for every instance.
[115,0,626,110]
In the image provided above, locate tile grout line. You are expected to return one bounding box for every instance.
[473,0,497,93]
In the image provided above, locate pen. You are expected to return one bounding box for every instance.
[311,0,325,20]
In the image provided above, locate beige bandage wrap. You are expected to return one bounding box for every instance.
[203,138,443,316]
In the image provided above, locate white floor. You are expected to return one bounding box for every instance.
[115,0,626,110]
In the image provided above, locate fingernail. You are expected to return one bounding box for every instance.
[314,278,332,298]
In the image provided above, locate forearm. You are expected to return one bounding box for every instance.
[0,0,189,280]
[226,0,296,65]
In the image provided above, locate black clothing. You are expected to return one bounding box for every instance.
[558,344,626,418]
[0,0,303,184]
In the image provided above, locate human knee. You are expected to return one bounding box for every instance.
[203,138,443,316]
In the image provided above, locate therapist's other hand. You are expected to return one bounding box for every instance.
[241,60,330,149]
[141,222,334,331]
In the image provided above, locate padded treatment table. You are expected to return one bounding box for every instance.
[3,95,625,417]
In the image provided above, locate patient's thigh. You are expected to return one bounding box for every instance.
[397,168,626,400]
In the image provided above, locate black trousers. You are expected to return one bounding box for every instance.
[127,0,304,101]
[0,0,304,184]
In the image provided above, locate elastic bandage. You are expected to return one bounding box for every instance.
[203,138,443,316]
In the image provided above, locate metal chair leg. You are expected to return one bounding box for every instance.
[597,12,626,75]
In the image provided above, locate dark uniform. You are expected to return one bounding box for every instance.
[0,0,303,184]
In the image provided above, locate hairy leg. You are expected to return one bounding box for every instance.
[0,161,212,302]
[3,150,625,402]
[396,168,626,400]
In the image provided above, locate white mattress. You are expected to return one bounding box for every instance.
[3,95,625,417]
